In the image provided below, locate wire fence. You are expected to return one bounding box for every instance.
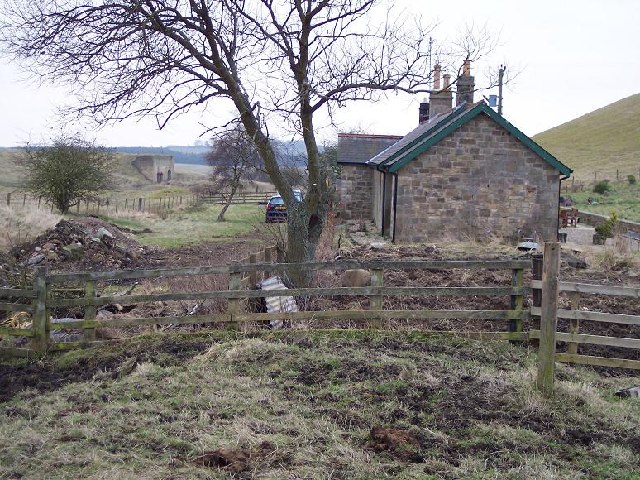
[3,192,200,215]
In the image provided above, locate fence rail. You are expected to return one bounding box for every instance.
[1,253,526,356]
[200,191,278,204]
[3,244,639,397]
[531,246,640,398]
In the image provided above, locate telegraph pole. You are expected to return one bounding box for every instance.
[498,65,505,115]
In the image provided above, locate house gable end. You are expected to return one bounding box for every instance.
[386,103,572,176]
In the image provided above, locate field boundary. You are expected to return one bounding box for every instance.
[2,243,639,395]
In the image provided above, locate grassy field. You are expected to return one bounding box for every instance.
[1,331,638,479]
[564,179,640,223]
[535,93,640,184]
[115,203,266,248]
[0,145,274,250]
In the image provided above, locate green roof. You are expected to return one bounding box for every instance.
[369,102,572,177]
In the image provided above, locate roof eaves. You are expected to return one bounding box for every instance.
[388,102,573,176]
[479,104,573,177]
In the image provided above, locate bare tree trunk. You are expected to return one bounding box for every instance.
[217,203,230,222]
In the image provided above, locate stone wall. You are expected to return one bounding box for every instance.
[393,114,560,242]
[579,210,640,235]
[337,164,373,220]
[132,155,175,183]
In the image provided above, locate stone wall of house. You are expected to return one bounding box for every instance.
[337,164,373,220]
[394,114,560,242]
[372,170,384,228]
[132,155,175,183]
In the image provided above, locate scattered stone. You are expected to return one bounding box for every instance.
[615,386,640,398]
[96,227,114,240]
[96,309,114,320]
[342,268,371,287]
[26,254,45,266]
[34,246,42,252]
[562,253,588,269]
[62,243,84,261]
[370,241,387,250]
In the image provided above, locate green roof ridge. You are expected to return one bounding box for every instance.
[386,102,572,176]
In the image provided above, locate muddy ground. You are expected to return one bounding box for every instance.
[1,218,640,402]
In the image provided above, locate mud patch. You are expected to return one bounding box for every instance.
[365,427,423,462]
[195,447,251,473]
[0,337,212,402]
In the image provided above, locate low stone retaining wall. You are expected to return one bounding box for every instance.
[578,210,640,236]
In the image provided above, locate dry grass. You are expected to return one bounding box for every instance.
[1,331,638,479]
[0,205,62,251]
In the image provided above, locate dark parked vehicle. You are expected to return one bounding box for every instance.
[265,195,287,223]
[264,190,303,223]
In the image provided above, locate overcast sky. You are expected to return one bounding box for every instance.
[0,0,638,147]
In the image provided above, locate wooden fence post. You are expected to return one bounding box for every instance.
[264,246,274,278]
[30,267,48,353]
[228,264,241,330]
[249,253,258,287]
[83,280,97,343]
[567,291,581,355]
[536,242,560,397]
[6,192,10,206]
[509,266,524,336]
[138,198,143,211]
[369,268,384,328]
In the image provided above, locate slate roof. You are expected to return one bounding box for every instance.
[367,102,573,177]
[337,133,403,165]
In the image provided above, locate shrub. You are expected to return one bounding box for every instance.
[24,135,113,213]
[593,180,611,195]
[595,210,619,238]
[628,175,636,185]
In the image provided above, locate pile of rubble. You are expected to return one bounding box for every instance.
[8,217,151,273]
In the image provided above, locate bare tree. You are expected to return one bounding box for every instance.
[1,0,495,284]
[206,125,261,222]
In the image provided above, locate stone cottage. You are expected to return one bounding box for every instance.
[337,61,572,242]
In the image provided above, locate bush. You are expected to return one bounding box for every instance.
[628,175,636,185]
[24,135,113,214]
[593,180,611,195]
[595,210,619,238]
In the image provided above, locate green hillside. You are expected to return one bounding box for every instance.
[534,93,640,183]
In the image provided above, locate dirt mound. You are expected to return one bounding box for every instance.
[9,217,152,272]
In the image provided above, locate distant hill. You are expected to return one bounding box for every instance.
[115,140,310,167]
[534,94,640,182]
[115,146,208,165]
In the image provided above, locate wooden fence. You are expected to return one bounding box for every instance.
[200,191,277,205]
[2,243,639,396]
[0,256,528,356]
[530,242,640,395]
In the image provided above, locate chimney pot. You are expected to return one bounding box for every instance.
[456,60,475,107]
[443,74,451,90]
[433,64,441,90]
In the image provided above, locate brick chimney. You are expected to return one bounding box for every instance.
[429,64,452,118]
[456,59,475,106]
